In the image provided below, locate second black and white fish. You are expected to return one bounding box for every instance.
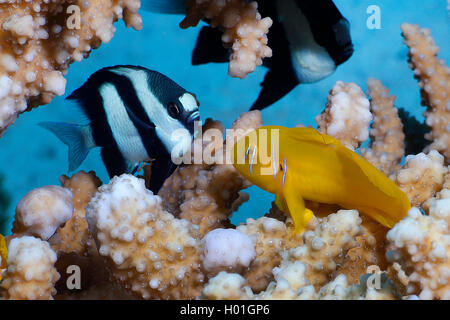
[143,0,354,110]
[40,65,200,193]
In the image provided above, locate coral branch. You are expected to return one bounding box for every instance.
[401,23,450,163]
[316,81,372,150]
[180,0,272,78]
[0,0,142,136]
[361,78,405,175]
[49,171,102,255]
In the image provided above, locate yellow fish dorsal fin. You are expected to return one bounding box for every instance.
[286,127,343,146]
[286,127,404,200]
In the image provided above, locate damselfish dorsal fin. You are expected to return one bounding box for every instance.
[141,0,186,14]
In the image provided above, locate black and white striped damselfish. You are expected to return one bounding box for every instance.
[143,0,354,110]
[40,65,200,193]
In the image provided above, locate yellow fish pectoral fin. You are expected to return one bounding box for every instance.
[279,187,314,234]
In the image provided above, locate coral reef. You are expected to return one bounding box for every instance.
[201,211,397,300]
[315,81,372,151]
[180,0,272,78]
[0,0,142,136]
[401,23,450,162]
[0,19,449,300]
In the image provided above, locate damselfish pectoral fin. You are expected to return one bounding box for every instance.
[279,188,314,233]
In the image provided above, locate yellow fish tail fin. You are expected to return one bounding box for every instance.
[280,186,314,233]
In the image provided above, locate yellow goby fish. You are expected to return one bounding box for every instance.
[232,126,411,233]
[0,234,7,281]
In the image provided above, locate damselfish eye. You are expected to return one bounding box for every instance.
[168,103,180,118]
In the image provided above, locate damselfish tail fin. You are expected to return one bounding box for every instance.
[141,0,186,14]
[39,122,93,172]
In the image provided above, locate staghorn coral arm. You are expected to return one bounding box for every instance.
[179,0,273,79]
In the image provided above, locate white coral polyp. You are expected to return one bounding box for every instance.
[202,228,256,273]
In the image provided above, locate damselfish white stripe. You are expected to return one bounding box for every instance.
[276,0,336,83]
[99,83,150,162]
[110,68,191,155]
[179,92,198,112]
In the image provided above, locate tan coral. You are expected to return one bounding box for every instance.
[49,171,102,256]
[86,174,205,299]
[0,0,142,136]
[180,0,272,78]
[392,150,448,207]
[316,81,372,150]
[361,78,405,175]
[277,209,366,289]
[12,185,73,240]
[401,23,450,163]
[1,236,60,300]
[386,202,450,300]
[339,215,389,285]
[236,216,301,292]
[159,111,262,236]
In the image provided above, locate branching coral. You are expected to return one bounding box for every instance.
[361,78,405,175]
[386,203,450,299]
[1,236,59,300]
[316,81,372,150]
[180,0,272,79]
[12,185,73,240]
[86,174,205,300]
[392,150,448,207]
[401,23,450,163]
[49,171,102,255]
[0,0,142,136]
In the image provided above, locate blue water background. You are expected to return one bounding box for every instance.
[0,0,449,233]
